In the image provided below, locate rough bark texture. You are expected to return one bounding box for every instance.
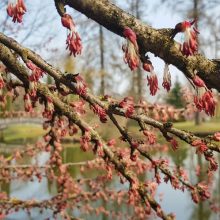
[65,0,220,92]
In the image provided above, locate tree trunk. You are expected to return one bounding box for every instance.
[193,0,201,125]
[99,25,105,95]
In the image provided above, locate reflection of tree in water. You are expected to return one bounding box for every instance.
[168,142,188,167]
[189,153,211,220]
[1,140,219,219]
[62,145,134,220]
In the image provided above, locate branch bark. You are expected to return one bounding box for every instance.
[64,0,220,91]
[0,43,174,220]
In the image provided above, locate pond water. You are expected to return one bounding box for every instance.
[0,134,219,220]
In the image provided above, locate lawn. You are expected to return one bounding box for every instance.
[1,124,46,144]
[173,121,220,133]
[1,120,219,144]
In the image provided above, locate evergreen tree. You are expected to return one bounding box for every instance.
[165,80,184,108]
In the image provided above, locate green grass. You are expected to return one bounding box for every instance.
[1,124,46,144]
[173,121,220,133]
[1,119,219,144]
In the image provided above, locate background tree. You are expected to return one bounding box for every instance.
[165,79,185,108]
[0,1,220,220]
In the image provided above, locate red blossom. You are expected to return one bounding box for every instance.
[130,153,138,161]
[7,0,27,23]
[42,97,54,119]
[123,27,137,45]
[107,139,116,146]
[194,90,216,116]
[74,75,87,96]
[162,63,171,92]
[202,90,216,116]
[26,61,44,82]
[197,182,211,200]
[61,13,82,57]
[169,138,178,151]
[175,20,199,56]
[80,132,91,151]
[66,32,82,57]
[122,27,139,71]
[142,60,153,72]
[23,93,32,112]
[147,71,159,96]
[143,130,156,145]
[28,82,37,98]
[192,75,206,88]
[61,14,75,31]
[213,132,220,141]
[68,124,78,136]
[70,100,86,115]
[191,189,199,203]
[91,104,107,123]
[119,96,134,117]
[205,155,218,171]
[191,139,208,153]
[170,176,180,189]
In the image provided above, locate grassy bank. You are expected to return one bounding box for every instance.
[0,124,46,144]
[1,120,219,144]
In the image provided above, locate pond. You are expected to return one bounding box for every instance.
[0,128,219,220]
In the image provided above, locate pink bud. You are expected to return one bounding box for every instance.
[192,75,206,87]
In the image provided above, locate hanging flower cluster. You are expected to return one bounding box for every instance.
[23,93,32,112]
[122,28,175,97]
[91,104,107,123]
[119,96,134,117]
[143,130,156,145]
[162,63,171,92]
[6,0,26,23]
[122,27,140,71]
[61,13,82,57]
[26,61,44,82]
[192,75,216,116]
[142,61,159,96]
[174,20,199,56]
[74,75,87,96]
[42,97,54,119]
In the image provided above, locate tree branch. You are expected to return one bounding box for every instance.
[0,43,174,220]
[65,0,220,91]
[0,32,219,153]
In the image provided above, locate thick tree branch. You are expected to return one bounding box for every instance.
[64,0,220,91]
[0,43,174,220]
[0,33,219,153]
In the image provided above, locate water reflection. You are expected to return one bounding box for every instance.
[0,140,220,220]
[6,152,60,220]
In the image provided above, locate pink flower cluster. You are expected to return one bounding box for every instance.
[42,97,54,120]
[7,0,26,23]
[143,130,156,145]
[192,75,216,116]
[191,139,218,171]
[175,20,199,56]
[26,61,44,82]
[74,75,87,96]
[119,96,134,117]
[23,93,32,112]
[61,14,82,57]
[91,104,107,123]
[191,139,208,154]
[143,61,159,96]
[122,27,139,71]
[162,63,171,92]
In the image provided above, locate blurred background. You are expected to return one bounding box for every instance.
[0,0,220,219]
